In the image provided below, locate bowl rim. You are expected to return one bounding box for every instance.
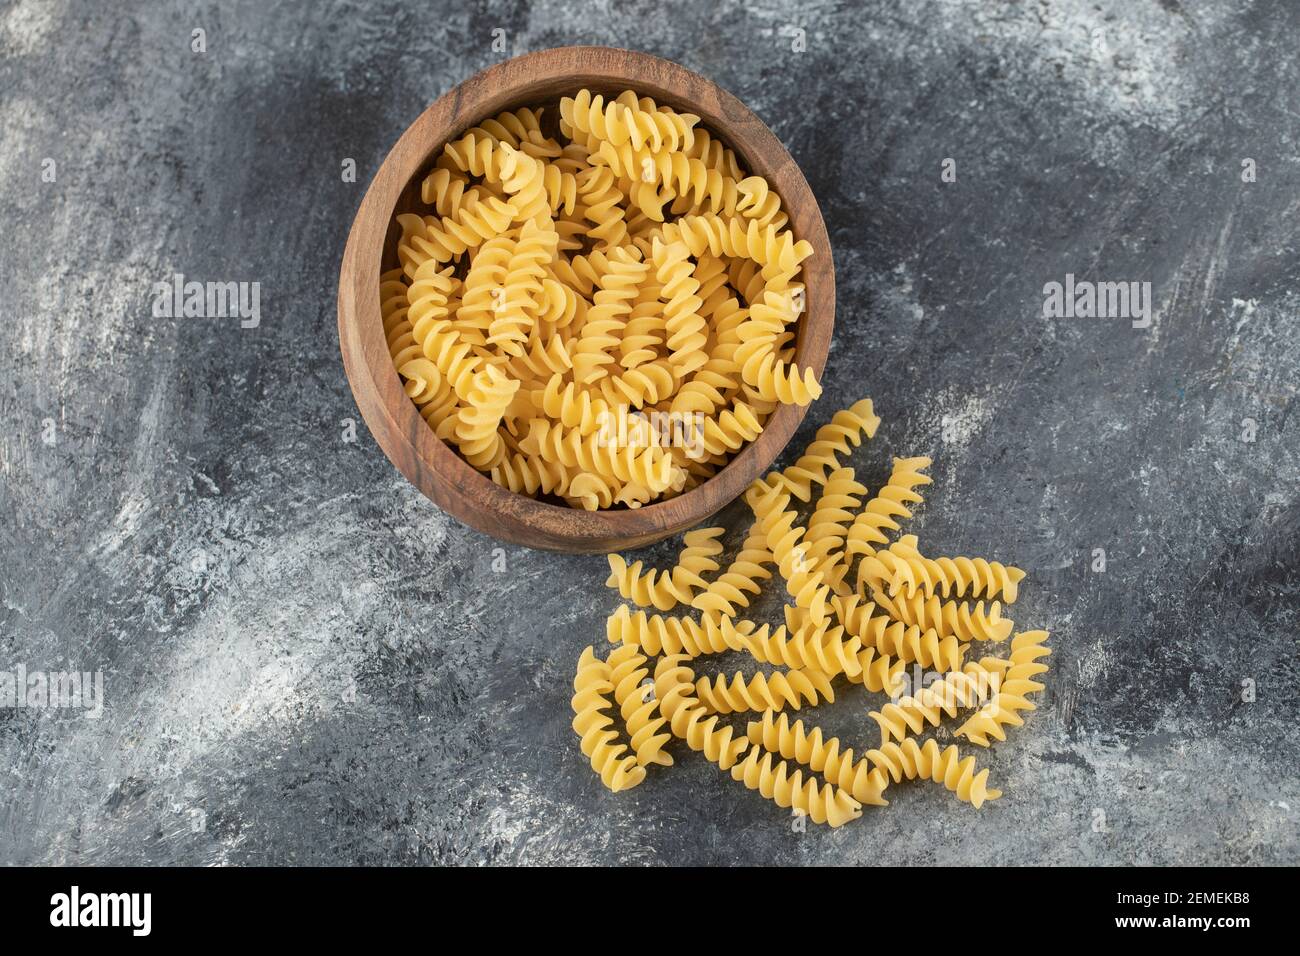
[337,46,834,552]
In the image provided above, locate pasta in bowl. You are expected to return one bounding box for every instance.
[339,47,834,552]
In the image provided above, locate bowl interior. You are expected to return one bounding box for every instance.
[344,48,833,552]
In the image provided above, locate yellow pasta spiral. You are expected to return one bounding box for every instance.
[604,554,691,611]
[488,220,556,355]
[726,617,865,679]
[461,105,545,148]
[455,234,514,348]
[454,364,519,469]
[746,712,889,807]
[660,214,814,276]
[670,358,737,417]
[863,738,1002,809]
[843,456,932,557]
[804,467,868,588]
[498,334,574,389]
[536,374,615,435]
[438,130,508,182]
[497,142,552,224]
[736,339,823,407]
[752,485,830,626]
[869,663,1000,745]
[406,260,459,341]
[653,656,750,770]
[520,419,677,494]
[607,645,672,768]
[575,164,628,249]
[690,529,772,618]
[693,402,765,458]
[693,667,834,715]
[653,238,709,376]
[572,246,648,384]
[566,471,617,511]
[846,645,908,695]
[874,621,966,673]
[420,167,480,218]
[571,646,645,792]
[596,358,679,410]
[735,175,788,230]
[490,451,570,498]
[605,604,746,658]
[862,534,1027,603]
[396,192,517,266]
[871,588,1012,643]
[956,630,1051,746]
[672,526,725,595]
[729,747,863,827]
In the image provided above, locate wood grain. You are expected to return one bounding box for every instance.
[338,46,835,552]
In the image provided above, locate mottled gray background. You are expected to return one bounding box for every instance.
[1,0,1297,866]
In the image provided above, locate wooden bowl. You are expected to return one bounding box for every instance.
[338,46,834,553]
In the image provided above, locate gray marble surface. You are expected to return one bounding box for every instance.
[1,0,1297,865]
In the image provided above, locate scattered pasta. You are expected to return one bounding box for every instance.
[385,90,821,509]
[572,397,1050,826]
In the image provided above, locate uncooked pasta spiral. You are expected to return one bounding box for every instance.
[597,358,679,410]
[693,667,834,715]
[751,485,830,625]
[735,175,788,230]
[660,214,814,276]
[536,374,616,434]
[604,554,688,611]
[875,621,966,673]
[736,338,823,407]
[847,645,908,695]
[566,471,617,511]
[804,467,868,588]
[490,451,570,498]
[747,711,889,807]
[604,526,722,610]
[833,592,965,671]
[843,456,932,557]
[605,605,745,658]
[671,527,725,596]
[420,167,479,218]
[571,246,647,384]
[520,420,677,496]
[956,630,1051,746]
[571,646,645,792]
[653,656,750,770]
[496,142,551,224]
[871,588,1013,643]
[455,235,514,353]
[607,645,673,768]
[396,193,517,266]
[869,663,1000,745]
[406,260,459,342]
[653,238,709,376]
[487,220,556,356]
[690,529,772,618]
[452,364,518,469]
[576,164,629,250]
[729,747,863,827]
[863,738,1002,809]
[726,617,865,680]
[754,400,878,503]
[862,534,1027,603]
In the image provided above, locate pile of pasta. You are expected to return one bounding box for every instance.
[572,398,1051,826]
[382,89,821,510]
